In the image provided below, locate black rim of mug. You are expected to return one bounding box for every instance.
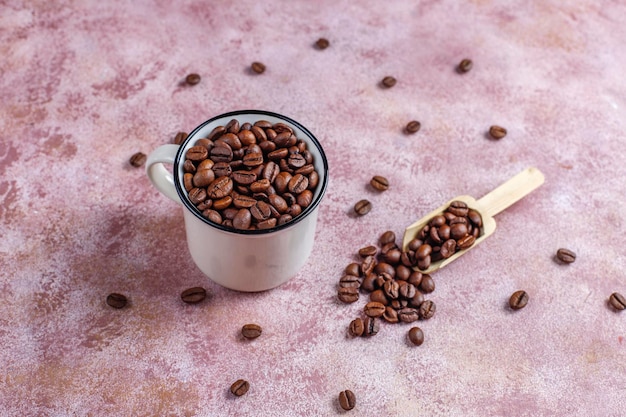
[173,109,329,235]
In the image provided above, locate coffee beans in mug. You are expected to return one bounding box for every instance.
[509,290,529,310]
[106,293,128,309]
[370,175,389,191]
[185,73,201,85]
[251,62,266,74]
[338,390,356,411]
[408,326,424,346]
[609,292,626,311]
[181,287,207,304]
[129,152,147,167]
[556,248,576,264]
[489,125,507,139]
[241,323,263,339]
[381,76,397,88]
[354,199,372,216]
[230,379,250,397]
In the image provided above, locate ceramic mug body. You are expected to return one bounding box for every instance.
[146,110,329,292]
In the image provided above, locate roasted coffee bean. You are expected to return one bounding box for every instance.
[182,159,196,173]
[203,209,222,224]
[447,200,469,217]
[212,162,232,178]
[230,379,250,397]
[345,262,361,277]
[370,175,389,191]
[251,62,266,74]
[408,327,424,346]
[250,179,271,193]
[416,244,432,259]
[339,274,361,289]
[382,248,402,265]
[395,265,411,281]
[192,169,215,188]
[458,58,473,73]
[556,248,576,264]
[609,292,626,311]
[213,196,233,210]
[509,290,529,310]
[242,152,264,167]
[188,188,207,205]
[408,291,424,308]
[381,76,397,88]
[374,262,396,278]
[185,73,201,85]
[225,119,240,134]
[181,287,207,304]
[419,274,435,293]
[364,301,386,318]
[354,199,372,216]
[186,146,208,161]
[286,203,302,217]
[273,171,292,194]
[399,282,417,299]
[106,293,127,309]
[457,235,476,250]
[210,145,233,162]
[238,129,256,146]
[363,317,379,337]
[241,323,262,339]
[369,289,389,305]
[407,238,422,252]
[383,280,400,300]
[398,308,419,323]
[206,176,233,199]
[220,133,242,150]
[419,300,436,319]
[277,214,293,225]
[250,200,272,221]
[233,195,257,209]
[361,273,377,292]
[361,255,377,276]
[288,174,309,194]
[391,300,408,312]
[416,256,431,270]
[296,189,313,208]
[173,131,188,145]
[468,209,482,227]
[358,245,378,258]
[338,286,359,303]
[233,208,252,230]
[257,218,277,229]
[349,318,364,337]
[183,173,194,191]
[383,306,399,323]
[440,239,457,258]
[489,125,507,139]
[232,170,257,185]
[338,390,356,411]
[379,230,396,246]
[406,120,421,134]
[315,37,330,49]
[407,271,423,287]
[450,223,468,240]
[129,152,147,167]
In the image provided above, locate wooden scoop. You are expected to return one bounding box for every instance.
[402,167,545,274]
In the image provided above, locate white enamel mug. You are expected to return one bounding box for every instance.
[146,110,329,292]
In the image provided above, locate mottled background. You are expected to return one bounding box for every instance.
[1,1,626,416]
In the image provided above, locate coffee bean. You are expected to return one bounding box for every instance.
[181,287,207,304]
[339,274,361,289]
[370,175,389,191]
[185,73,201,85]
[358,245,378,258]
[418,300,436,319]
[457,235,476,250]
[338,390,356,411]
[345,262,361,277]
[509,290,529,310]
[489,125,507,139]
[349,318,364,337]
[251,62,266,74]
[457,58,473,73]
[106,293,127,309]
[379,230,396,246]
[233,208,252,230]
[173,131,188,145]
[408,327,424,346]
[383,306,399,323]
[338,286,359,303]
[556,248,576,264]
[354,199,372,216]
[381,76,397,88]
[419,274,435,293]
[188,188,207,205]
[129,152,147,167]
[362,317,379,337]
[398,307,419,323]
[315,37,330,50]
[288,174,309,194]
[399,282,417,299]
[186,145,208,161]
[406,120,421,134]
[230,379,250,397]
[609,292,626,311]
[241,323,262,339]
[364,301,386,318]
[440,239,457,258]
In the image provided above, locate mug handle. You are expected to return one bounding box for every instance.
[145,144,183,204]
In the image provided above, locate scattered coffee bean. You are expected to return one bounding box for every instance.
[381,76,397,88]
[354,199,372,216]
[251,62,266,74]
[457,58,473,73]
[315,37,330,49]
[609,292,626,311]
[129,152,147,167]
[363,317,379,337]
[185,73,201,85]
[173,131,189,145]
[241,323,263,339]
[181,287,207,304]
[349,318,364,337]
[106,293,127,309]
[370,175,389,191]
[405,120,421,134]
[338,390,356,411]
[364,301,386,318]
[418,300,436,319]
[509,290,529,310]
[379,231,396,246]
[556,248,576,264]
[408,326,424,346]
[489,125,507,139]
[230,379,250,397]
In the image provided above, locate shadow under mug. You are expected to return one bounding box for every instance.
[145,110,329,292]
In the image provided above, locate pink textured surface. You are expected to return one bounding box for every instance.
[1,1,626,416]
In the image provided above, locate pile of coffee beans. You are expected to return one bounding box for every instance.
[181,119,320,230]
[408,200,482,271]
[338,230,437,337]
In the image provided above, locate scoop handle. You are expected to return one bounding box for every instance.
[477,167,544,218]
